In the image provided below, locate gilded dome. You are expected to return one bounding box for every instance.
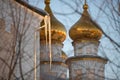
[40,0,66,43]
[69,3,102,42]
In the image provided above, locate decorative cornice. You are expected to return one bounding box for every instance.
[65,55,108,64]
[40,61,68,67]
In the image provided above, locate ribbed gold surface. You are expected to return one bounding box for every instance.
[69,4,102,41]
[40,1,66,42]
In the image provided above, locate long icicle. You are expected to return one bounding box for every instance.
[48,16,52,69]
[44,16,48,55]
[34,31,37,80]
[44,15,52,69]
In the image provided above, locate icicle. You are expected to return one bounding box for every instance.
[34,30,37,80]
[34,15,51,80]
[44,16,48,52]
[48,16,52,69]
[44,15,52,69]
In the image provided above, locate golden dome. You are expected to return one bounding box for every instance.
[69,3,102,42]
[40,0,66,43]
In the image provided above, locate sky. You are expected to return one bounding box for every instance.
[34,0,119,57]
[28,0,120,79]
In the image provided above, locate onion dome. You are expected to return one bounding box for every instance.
[40,0,66,43]
[69,2,102,42]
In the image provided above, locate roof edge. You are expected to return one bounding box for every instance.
[14,0,48,17]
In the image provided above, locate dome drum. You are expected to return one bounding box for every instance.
[40,61,68,79]
[73,41,99,56]
[65,56,107,80]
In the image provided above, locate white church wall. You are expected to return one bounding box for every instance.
[0,0,43,79]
